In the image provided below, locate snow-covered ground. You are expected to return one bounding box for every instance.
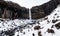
[0,4,60,36]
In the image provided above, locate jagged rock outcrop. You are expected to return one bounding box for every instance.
[31,0,60,19]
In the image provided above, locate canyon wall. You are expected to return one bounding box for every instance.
[31,0,60,19]
[0,0,29,19]
[0,0,60,19]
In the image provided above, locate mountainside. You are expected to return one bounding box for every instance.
[0,0,29,19]
[0,0,60,19]
[0,4,60,36]
[31,0,60,19]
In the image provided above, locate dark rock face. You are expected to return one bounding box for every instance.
[0,0,29,19]
[0,0,60,19]
[2,8,13,19]
[31,0,60,19]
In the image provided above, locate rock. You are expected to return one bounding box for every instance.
[0,0,4,1]
[55,0,60,4]
[31,0,60,19]
[38,31,42,36]
[0,0,60,19]
[51,25,54,28]
[44,17,48,20]
[47,20,50,24]
[55,22,60,29]
[31,7,46,19]
[32,33,35,36]
[52,19,58,23]
[54,13,57,15]
[34,25,41,30]
[47,29,55,33]
[23,32,25,34]
[5,1,29,19]
[2,8,13,19]
[0,0,29,19]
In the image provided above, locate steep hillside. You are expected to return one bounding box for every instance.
[31,0,60,19]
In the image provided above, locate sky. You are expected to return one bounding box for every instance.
[5,0,50,8]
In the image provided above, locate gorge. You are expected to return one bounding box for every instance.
[0,0,60,20]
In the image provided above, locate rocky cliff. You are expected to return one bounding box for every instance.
[0,0,29,19]
[31,0,60,19]
[0,0,60,19]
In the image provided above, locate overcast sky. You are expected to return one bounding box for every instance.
[5,0,50,8]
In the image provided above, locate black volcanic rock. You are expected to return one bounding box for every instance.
[31,0,60,19]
